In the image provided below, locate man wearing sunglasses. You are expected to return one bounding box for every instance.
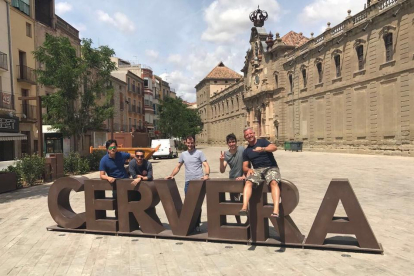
[129,149,153,186]
[99,139,134,184]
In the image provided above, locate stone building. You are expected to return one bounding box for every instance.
[195,62,243,144]
[242,0,414,155]
[198,0,414,156]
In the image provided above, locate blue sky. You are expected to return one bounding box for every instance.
[56,0,367,101]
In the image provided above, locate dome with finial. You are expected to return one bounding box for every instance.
[249,6,268,27]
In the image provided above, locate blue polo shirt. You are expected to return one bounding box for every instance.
[99,151,131,178]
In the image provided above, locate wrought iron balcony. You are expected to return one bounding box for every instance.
[0,91,13,110]
[0,52,7,71]
[17,65,36,84]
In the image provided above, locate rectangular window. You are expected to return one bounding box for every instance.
[317,62,323,83]
[289,74,293,92]
[275,74,278,88]
[26,22,32,37]
[144,79,149,87]
[384,33,393,62]
[302,69,307,88]
[334,55,341,78]
[127,78,130,91]
[357,45,364,70]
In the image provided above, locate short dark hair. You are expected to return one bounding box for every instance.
[105,139,117,149]
[135,149,145,155]
[186,135,195,142]
[226,133,237,143]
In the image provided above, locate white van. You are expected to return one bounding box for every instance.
[151,139,178,159]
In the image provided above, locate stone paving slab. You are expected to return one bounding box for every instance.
[1,147,414,275]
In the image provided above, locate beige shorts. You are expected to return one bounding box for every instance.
[246,167,281,187]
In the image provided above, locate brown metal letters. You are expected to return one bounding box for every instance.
[206,179,249,241]
[117,179,164,234]
[304,179,381,250]
[84,179,118,232]
[47,177,382,253]
[249,179,304,244]
[48,176,87,229]
[154,179,205,236]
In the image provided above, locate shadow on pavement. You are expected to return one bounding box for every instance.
[0,183,50,204]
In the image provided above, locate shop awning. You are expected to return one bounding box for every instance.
[0,133,27,141]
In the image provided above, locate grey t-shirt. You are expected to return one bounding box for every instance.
[225,146,244,179]
[178,149,207,182]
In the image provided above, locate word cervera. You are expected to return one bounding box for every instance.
[47,178,382,253]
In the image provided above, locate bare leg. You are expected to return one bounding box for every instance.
[269,180,281,215]
[241,181,253,211]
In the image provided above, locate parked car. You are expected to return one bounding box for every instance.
[151,139,178,159]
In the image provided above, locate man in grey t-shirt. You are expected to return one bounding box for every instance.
[166,136,210,231]
[220,133,245,224]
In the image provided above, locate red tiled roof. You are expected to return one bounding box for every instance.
[204,62,242,80]
[282,31,309,47]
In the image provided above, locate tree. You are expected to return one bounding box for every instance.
[158,97,203,138]
[33,35,116,151]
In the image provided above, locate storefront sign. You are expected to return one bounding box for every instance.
[47,178,383,253]
[0,115,19,133]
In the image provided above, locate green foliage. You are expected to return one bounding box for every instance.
[18,155,45,186]
[158,97,203,139]
[64,152,90,175]
[86,150,106,171]
[1,165,23,188]
[33,35,116,148]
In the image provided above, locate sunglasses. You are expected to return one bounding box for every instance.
[136,155,144,158]
[108,146,117,150]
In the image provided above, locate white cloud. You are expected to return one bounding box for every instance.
[55,2,72,15]
[299,0,365,28]
[96,10,135,33]
[201,0,281,43]
[167,54,182,65]
[145,49,159,60]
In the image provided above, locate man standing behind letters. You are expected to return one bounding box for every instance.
[240,127,281,218]
[166,135,210,231]
[220,133,245,224]
[129,149,153,186]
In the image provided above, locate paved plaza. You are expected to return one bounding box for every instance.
[0,147,414,275]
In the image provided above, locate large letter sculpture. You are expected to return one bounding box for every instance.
[249,179,304,244]
[206,179,249,241]
[48,176,87,229]
[84,179,118,232]
[117,179,164,234]
[304,179,381,250]
[155,179,205,236]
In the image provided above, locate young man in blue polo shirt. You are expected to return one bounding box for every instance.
[99,139,135,184]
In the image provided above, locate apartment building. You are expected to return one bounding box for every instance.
[111,57,145,133]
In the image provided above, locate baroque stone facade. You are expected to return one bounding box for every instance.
[199,0,414,156]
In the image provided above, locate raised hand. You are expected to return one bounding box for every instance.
[219,151,225,161]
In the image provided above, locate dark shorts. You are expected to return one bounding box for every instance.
[246,167,281,187]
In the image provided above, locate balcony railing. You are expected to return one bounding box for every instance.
[0,91,13,110]
[12,0,30,16]
[17,65,36,84]
[0,52,8,71]
[379,0,398,11]
[21,104,37,121]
